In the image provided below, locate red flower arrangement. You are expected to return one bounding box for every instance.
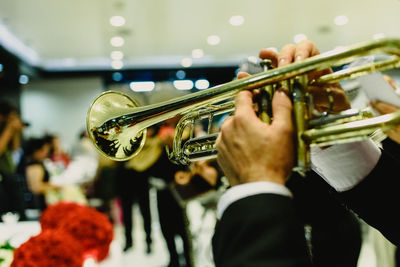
[12,202,114,266]
[40,202,87,230]
[56,205,114,261]
[11,230,84,267]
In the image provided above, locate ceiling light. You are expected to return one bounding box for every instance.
[181,57,193,68]
[294,34,307,44]
[111,51,124,60]
[192,49,204,58]
[19,75,29,85]
[176,70,186,79]
[207,35,221,46]
[111,60,123,69]
[112,72,123,82]
[195,79,210,90]
[334,15,349,26]
[110,16,126,27]
[130,81,155,92]
[229,15,244,26]
[173,80,194,90]
[373,33,385,40]
[110,37,124,47]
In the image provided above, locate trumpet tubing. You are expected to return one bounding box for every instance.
[87,38,400,175]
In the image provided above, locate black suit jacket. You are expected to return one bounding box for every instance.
[213,142,400,266]
[337,141,400,246]
[212,193,312,267]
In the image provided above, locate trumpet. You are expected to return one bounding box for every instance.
[87,38,400,176]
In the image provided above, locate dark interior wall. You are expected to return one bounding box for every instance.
[0,45,21,111]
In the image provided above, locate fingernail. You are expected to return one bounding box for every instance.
[277,88,290,97]
[295,55,303,62]
[279,58,287,66]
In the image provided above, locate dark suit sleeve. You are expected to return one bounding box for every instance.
[212,193,312,267]
[336,147,400,246]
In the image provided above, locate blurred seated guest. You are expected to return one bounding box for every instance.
[48,130,98,186]
[17,137,59,211]
[0,100,26,220]
[44,134,71,175]
[44,130,99,205]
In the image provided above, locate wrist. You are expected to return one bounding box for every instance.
[217,181,292,219]
[241,176,286,186]
[238,168,288,186]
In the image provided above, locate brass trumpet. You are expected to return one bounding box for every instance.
[87,38,400,175]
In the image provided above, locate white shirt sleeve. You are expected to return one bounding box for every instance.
[216,181,292,219]
[310,139,381,192]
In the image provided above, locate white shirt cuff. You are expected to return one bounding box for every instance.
[216,181,292,220]
[311,139,381,192]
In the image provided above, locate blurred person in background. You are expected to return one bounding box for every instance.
[45,134,71,174]
[116,126,161,253]
[147,119,194,267]
[45,130,98,205]
[48,130,98,186]
[17,136,60,213]
[89,153,118,223]
[0,99,26,221]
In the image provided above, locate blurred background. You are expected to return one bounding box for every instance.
[0,0,399,149]
[0,0,400,266]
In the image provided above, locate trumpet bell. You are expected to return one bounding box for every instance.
[86,91,147,161]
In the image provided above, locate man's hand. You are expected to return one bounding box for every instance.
[216,90,294,186]
[259,40,350,113]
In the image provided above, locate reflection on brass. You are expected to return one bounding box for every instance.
[87,38,400,175]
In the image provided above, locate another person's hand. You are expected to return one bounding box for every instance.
[175,170,192,185]
[370,100,400,144]
[259,40,350,113]
[175,161,218,186]
[216,90,294,186]
[6,111,24,132]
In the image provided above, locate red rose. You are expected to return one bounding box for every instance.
[40,202,87,230]
[58,207,114,261]
[11,230,84,267]
[39,202,114,262]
